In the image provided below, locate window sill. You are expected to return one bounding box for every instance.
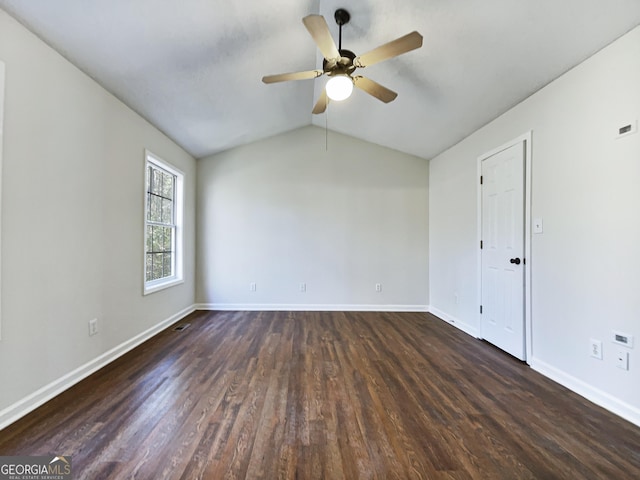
[144,277,184,296]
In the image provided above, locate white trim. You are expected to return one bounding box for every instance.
[531,357,640,428]
[0,305,195,431]
[477,132,533,363]
[523,133,533,363]
[428,306,480,338]
[195,303,429,312]
[143,150,185,295]
[0,61,5,341]
[144,277,185,295]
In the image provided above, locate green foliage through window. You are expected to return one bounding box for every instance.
[145,163,176,282]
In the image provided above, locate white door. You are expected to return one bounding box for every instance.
[481,141,525,360]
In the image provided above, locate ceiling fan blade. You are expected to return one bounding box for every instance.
[302,15,340,60]
[353,76,398,103]
[312,88,329,114]
[262,70,324,84]
[354,31,423,68]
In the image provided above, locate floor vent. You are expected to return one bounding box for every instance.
[173,323,191,332]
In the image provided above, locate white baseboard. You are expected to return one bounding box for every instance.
[428,306,480,338]
[194,303,429,312]
[531,357,640,428]
[427,308,640,427]
[0,304,196,431]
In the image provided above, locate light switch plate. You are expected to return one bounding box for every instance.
[533,218,543,234]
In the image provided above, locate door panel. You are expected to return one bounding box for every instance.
[481,141,525,360]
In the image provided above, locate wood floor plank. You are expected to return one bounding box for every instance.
[1,311,639,479]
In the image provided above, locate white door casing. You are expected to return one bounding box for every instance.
[480,139,526,360]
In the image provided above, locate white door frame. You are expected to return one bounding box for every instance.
[477,132,532,363]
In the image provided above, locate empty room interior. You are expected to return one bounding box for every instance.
[0,0,640,478]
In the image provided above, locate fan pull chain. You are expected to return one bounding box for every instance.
[325,104,329,151]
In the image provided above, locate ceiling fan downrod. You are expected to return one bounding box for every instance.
[334,8,350,51]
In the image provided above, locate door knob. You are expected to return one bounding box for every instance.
[510,258,521,265]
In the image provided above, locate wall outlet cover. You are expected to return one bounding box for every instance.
[590,339,603,359]
[88,318,98,336]
[616,350,629,370]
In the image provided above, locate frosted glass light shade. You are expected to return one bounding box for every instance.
[325,75,353,101]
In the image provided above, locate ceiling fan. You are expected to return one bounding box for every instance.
[262,9,423,114]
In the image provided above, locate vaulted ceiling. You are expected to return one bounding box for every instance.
[1,1,640,159]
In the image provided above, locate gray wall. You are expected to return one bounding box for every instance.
[0,9,196,423]
[429,25,640,424]
[197,126,429,310]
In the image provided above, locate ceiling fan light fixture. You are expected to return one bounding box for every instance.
[325,75,353,101]
[263,11,423,113]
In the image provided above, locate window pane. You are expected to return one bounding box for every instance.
[146,166,152,194]
[148,167,155,194]
[152,168,162,195]
[146,254,153,281]
[161,198,173,224]
[163,253,173,277]
[152,226,164,252]
[146,225,153,253]
[152,253,164,279]
[150,195,162,222]
[146,193,152,221]
[162,172,174,200]
[163,227,173,252]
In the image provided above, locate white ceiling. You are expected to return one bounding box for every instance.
[1,1,640,160]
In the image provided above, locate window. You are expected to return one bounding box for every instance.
[144,151,183,294]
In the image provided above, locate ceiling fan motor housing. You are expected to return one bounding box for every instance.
[323,49,356,76]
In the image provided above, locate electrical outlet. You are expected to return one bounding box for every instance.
[375,283,382,293]
[249,282,256,292]
[616,350,629,370]
[590,339,603,359]
[300,282,306,293]
[89,318,98,336]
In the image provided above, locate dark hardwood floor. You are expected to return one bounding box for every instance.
[1,311,639,479]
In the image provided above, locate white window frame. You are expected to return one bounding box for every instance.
[143,150,184,295]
